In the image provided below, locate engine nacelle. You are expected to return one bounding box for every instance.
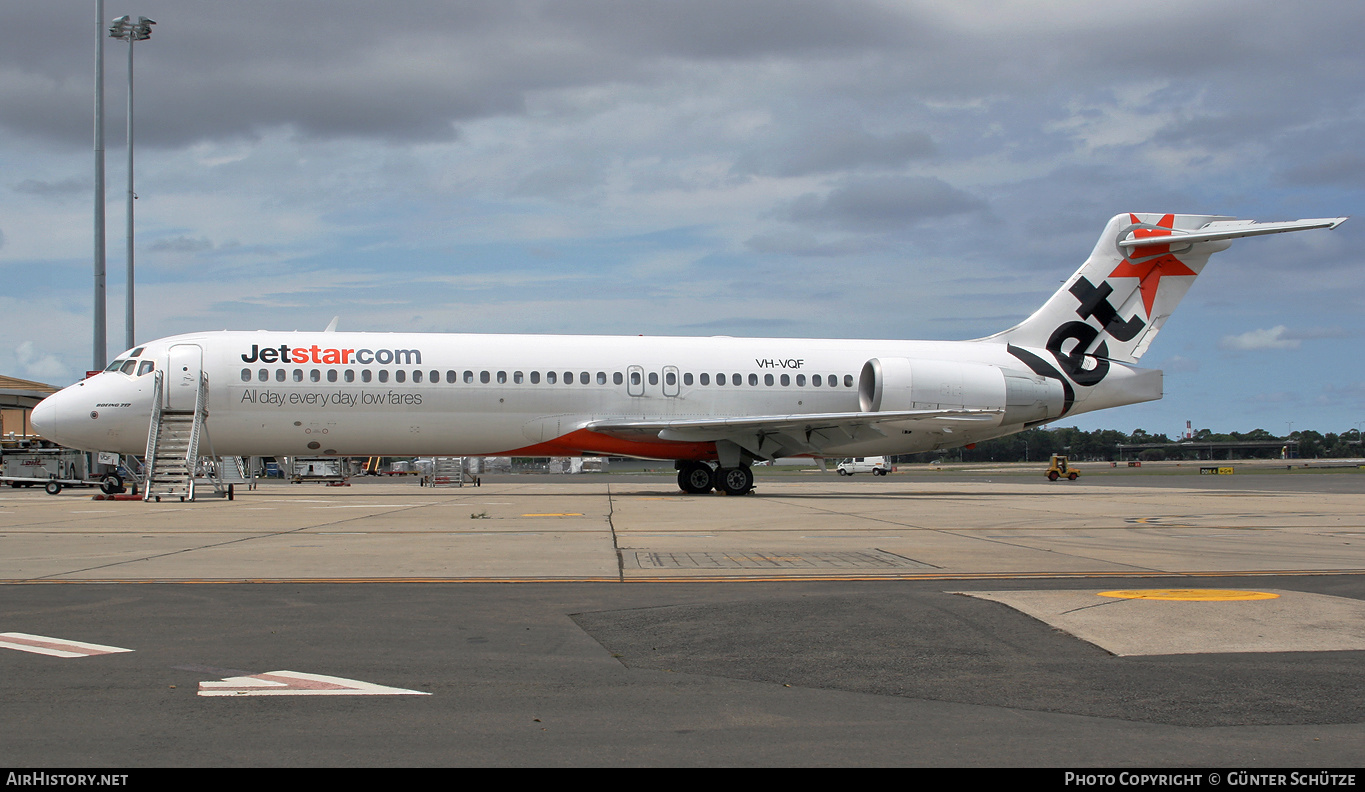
[858,357,1065,425]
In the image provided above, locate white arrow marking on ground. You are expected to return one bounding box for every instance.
[198,670,429,697]
[0,632,134,658]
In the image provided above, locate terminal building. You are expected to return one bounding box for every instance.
[0,374,57,444]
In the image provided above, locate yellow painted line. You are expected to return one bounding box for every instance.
[1099,588,1280,601]
[520,513,584,517]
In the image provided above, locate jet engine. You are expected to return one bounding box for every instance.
[858,357,1064,425]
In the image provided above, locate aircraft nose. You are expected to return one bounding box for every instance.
[30,393,59,442]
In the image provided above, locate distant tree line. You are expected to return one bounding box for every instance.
[892,426,1365,464]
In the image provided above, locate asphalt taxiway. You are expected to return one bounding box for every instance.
[2,466,1363,765]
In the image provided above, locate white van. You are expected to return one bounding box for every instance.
[836,456,889,476]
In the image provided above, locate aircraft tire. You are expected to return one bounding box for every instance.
[718,466,753,496]
[677,462,715,494]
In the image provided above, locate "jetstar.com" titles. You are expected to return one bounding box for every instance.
[240,344,422,366]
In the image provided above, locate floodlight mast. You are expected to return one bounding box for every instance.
[93,0,107,372]
[109,14,154,353]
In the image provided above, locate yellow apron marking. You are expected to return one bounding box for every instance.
[1099,589,1280,601]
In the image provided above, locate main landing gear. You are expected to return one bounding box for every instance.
[676,461,754,496]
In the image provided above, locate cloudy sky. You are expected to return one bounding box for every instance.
[2,1,1362,436]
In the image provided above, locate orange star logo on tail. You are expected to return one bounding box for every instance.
[1109,213,1197,317]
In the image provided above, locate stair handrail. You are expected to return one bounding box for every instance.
[142,369,165,502]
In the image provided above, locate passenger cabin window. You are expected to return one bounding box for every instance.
[700,373,710,386]
[563,371,572,384]
[344,370,355,383]
[446,371,457,384]
[464,371,474,384]
[497,371,507,384]
[683,373,693,386]
[648,372,658,386]
[395,370,406,383]
[748,373,758,386]
[547,371,557,384]
[844,374,854,387]
[613,372,623,385]
[580,371,590,385]
[480,371,490,384]
[276,369,287,382]
[327,370,338,383]
[293,369,303,382]
[310,369,321,382]
[378,370,389,383]
[763,374,773,386]
[241,368,251,382]
[362,370,372,383]
[531,371,541,384]
[412,370,422,383]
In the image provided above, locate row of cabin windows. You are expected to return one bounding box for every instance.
[239,367,858,389]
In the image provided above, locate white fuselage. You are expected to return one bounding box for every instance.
[32,329,1140,461]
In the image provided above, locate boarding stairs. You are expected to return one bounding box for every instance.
[429,457,469,487]
[143,371,234,502]
[218,456,249,484]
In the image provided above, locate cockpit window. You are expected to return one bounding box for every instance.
[129,347,144,358]
[138,361,155,376]
[120,360,138,375]
[105,359,125,372]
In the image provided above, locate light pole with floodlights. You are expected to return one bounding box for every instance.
[108,14,154,353]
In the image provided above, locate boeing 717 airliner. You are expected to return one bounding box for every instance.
[31,212,1346,497]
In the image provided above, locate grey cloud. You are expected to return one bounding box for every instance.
[15,1,1358,151]
[735,129,934,177]
[514,160,608,199]
[787,176,985,232]
[149,236,213,254]
[744,231,883,258]
[0,1,920,148]
[14,177,86,197]
[1279,153,1365,188]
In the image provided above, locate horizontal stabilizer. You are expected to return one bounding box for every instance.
[1121,217,1347,250]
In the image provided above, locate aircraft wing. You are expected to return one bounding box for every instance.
[585,408,1002,460]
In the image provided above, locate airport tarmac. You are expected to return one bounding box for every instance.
[2,467,1363,766]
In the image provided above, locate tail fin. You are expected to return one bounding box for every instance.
[986,212,1346,364]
